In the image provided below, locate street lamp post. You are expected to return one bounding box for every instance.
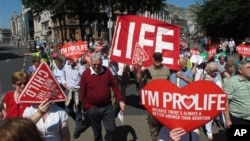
[107,1,113,43]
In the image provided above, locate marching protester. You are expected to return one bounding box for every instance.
[0,117,45,141]
[223,59,250,140]
[159,57,199,141]
[2,71,30,119]
[23,99,71,141]
[27,56,41,78]
[61,58,86,139]
[136,52,171,141]
[80,53,126,141]
[228,38,235,55]
[222,60,235,82]
[52,57,66,109]
[200,62,223,141]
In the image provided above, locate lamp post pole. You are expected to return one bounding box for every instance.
[107,0,113,43]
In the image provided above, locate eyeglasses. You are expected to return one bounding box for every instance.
[16,82,27,87]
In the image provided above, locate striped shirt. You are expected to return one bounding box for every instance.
[223,75,250,120]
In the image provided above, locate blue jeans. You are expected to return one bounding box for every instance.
[88,103,115,141]
[64,90,82,133]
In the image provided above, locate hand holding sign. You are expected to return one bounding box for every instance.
[141,79,226,132]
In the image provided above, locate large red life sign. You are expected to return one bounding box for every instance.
[110,15,180,70]
[141,79,227,132]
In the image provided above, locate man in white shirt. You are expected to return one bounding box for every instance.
[61,58,86,139]
[228,38,235,55]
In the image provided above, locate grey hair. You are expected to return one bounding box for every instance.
[205,62,218,71]
[238,60,250,70]
[90,52,103,64]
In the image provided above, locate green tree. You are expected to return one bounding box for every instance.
[195,0,250,40]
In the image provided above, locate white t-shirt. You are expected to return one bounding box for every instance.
[23,104,68,141]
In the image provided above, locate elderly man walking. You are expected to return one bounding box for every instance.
[80,53,126,141]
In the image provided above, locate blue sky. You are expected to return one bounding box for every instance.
[166,0,197,8]
[0,0,22,29]
[0,0,196,29]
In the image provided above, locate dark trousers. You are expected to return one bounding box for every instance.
[148,112,163,141]
[226,114,250,140]
[88,103,115,141]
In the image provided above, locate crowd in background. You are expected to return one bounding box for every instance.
[0,35,250,141]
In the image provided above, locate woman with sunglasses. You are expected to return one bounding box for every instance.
[2,71,30,119]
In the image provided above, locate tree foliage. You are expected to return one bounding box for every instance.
[195,0,250,39]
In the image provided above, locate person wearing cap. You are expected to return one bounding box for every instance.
[136,52,171,141]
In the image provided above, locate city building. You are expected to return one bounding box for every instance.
[0,29,12,44]
[14,2,199,46]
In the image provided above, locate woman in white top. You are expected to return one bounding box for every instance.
[23,99,70,141]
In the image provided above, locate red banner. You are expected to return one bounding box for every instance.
[18,62,67,103]
[236,44,250,57]
[110,15,180,70]
[141,79,226,132]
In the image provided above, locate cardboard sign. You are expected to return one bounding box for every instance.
[110,15,180,70]
[190,55,203,65]
[18,62,67,103]
[61,40,88,59]
[141,79,227,132]
[236,44,250,57]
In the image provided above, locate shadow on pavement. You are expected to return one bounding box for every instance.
[0,53,23,60]
[0,47,12,51]
[126,94,145,110]
[113,125,138,141]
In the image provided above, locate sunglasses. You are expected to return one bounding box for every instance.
[16,82,27,87]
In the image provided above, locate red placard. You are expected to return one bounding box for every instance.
[18,62,67,103]
[61,40,88,59]
[208,46,217,61]
[110,15,180,70]
[141,79,227,132]
[236,44,250,57]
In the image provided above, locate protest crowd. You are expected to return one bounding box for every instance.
[1,17,250,141]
